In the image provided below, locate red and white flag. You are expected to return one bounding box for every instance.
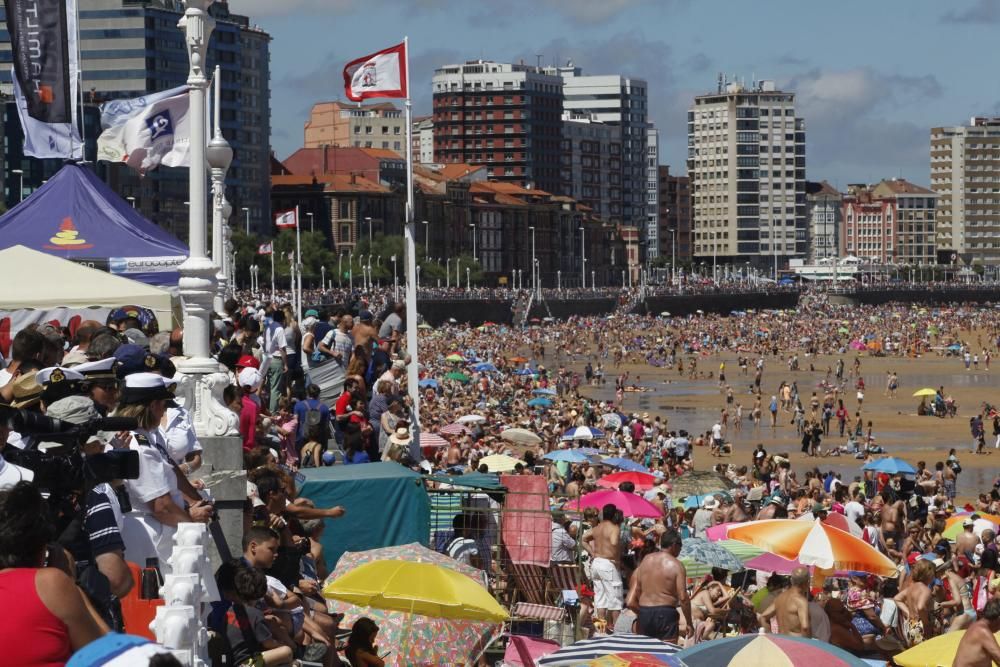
[274,209,297,229]
[343,42,407,102]
[257,242,272,255]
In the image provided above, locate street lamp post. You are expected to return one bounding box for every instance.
[422,220,429,261]
[591,270,596,293]
[307,212,314,234]
[242,207,249,235]
[465,266,470,290]
[528,225,536,299]
[320,265,325,291]
[349,252,354,291]
[126,196,136,208]
[11,168,23,203]
[446,258,451,288]
[557,270,561,292]
[469,223,477,264]
[669,228,676,286]
[392,255,398,302]
[365,216,372,246]
[455,257,461,289]
[579,226,586,289]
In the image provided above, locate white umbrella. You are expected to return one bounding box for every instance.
[457,414,486,424]
[499,428,542,446]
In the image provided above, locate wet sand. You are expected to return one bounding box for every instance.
[571,347,1000,502]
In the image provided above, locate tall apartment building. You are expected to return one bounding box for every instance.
[304,101,406,154]
[645,127,659,261]
[559,111,621,223]
[411,116,434,164]
[930,117,1000,265]
[842,179,937,265]
[431,61,564,194]
[658,166,692,265]
[0,0,272,238]
[687,77,807,270]
[806,181,842,261]
[552,64,649,230]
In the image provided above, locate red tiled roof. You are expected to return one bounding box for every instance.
[271,173,389,193]
[875,179,935,195]
[360,148,404,160]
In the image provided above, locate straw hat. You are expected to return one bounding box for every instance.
[389,427,413,446]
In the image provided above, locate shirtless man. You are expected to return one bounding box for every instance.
[880,491,905,547]
[625,530,691,643]
[760,567,811,637]
[583,504,623,627]
[955,518,980,560]
[895,559,936,643]
[954,599,1000,666]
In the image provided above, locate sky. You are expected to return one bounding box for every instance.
[235,0,1000,188]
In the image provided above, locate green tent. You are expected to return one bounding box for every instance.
[299,462,430,570]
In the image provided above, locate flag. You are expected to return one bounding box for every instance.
[257,242,273,255]
[275,209,298,229]
[5,0,82,159]
[96,87,191,172]
[343,42,407,102]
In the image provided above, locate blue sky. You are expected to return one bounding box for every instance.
[237,0,1000,188]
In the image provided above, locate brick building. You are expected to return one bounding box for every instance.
[842,179,937,265]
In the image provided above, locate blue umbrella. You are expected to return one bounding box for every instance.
[601,457,648,472]
[543,450,591,463]
[862,457,917,475]
[532,387,557,395]
[947,343,962,351]
[417,379,439,389]
[562,426,605,441]
[577,447,600,455]
[472,362,497,372]
[513,368,536,376]
[527,397,553,408]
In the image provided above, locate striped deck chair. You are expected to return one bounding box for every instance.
[498,545,549,606]
[547,562,584,605]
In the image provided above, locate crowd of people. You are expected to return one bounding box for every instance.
[3,288,1000,665]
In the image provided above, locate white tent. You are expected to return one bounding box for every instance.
[0,245,175,329]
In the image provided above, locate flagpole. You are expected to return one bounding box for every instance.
[295,205,303,324]
[402,36,421,461]
[270,248,275,302]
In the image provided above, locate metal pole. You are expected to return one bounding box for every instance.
[393,256,398,302]
[243,207,249,235]
[295,206,302,323]
[321,266,325,291]
[422,220,429,261]
[456,257,460,289]
[402,37,422,462]
[270,250,275,300]
[470,223,477,264]
[366,216,372,246]
[446,258,451,288]
[579,226,585,289]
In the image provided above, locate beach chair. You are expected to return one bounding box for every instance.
[547,562,584,605]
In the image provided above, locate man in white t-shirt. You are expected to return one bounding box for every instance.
[263,310,289,412]
[844,488,866,528]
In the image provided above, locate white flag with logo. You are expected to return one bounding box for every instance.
[342,42,407,102]
[96,86,190,172]
[275,210,298,229]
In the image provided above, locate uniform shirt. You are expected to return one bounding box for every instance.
[125,428,183,511]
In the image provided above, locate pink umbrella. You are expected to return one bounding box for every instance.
[564,490,662,518]
[745,552,850,576]
[503,634,560,667]
[704,521,749,542]
[419,432,450,448]
[440,422,470,435]
[850,340,866,350]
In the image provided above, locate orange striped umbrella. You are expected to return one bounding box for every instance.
[728,519,896,576]
[946,512,1000,528]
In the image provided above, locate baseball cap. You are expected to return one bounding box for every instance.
[237,355,260,370]
[113,344,148,378]
[238,367,262,390]
[304,309,319,318]
[359,310,374,322]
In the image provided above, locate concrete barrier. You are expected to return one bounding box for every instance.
[527,297,618,321]
[416,299,514,326]
[637,291,801,317]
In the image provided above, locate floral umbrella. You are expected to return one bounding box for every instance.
[323,544,501,667]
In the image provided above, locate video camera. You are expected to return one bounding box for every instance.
[0,405,140,498]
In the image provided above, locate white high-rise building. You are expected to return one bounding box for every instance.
[646,127,660,261]
[687,77,807,272]
[930,117,1000,266]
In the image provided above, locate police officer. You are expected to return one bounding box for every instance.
[74,357,121,415]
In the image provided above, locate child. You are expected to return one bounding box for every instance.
[215,559,294,667]
[271,397,299,467]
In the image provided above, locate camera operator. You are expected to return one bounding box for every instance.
[5,368,45,451]
[114,373,213,574]
[39,394,133,631]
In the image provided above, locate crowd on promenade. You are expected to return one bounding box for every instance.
[3,287,1000,665]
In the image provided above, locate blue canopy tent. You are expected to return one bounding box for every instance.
[0,163,187,286]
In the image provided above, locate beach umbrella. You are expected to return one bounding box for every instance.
[417,323,433,330]
[680,491,731,510]
[912,387,938,397]
[563,490,661,518]
[660,311,671,317]
[597,471,659,491]
[321,545,500,667]
[417,378,439,389]
[439,422,470,436]
[542,449,592,464]
[577,447,601,456]
[862,457,917,475]
[457,414,486,424]
[674,633,869,667]
[527,397,553,408]
[728,519,896,575]
[601,413,623,429]
[513,368,537,376]
[532,387,557,395]
[562,426,605,441]
[417,432,450,448]
[472,362,497,372]
[504,635,562,667]
[478,454,524,473]
[445,353,466,362]
[509,356,529,363]
[670,470,735,496]
[678,537,746,573]
[537,634,683,667]
[601,457,648,473]
[445,371,470,383]
[322,559,507,622]
[703,521,749,542]
[942,516,998,541]
[797,511,864,538]
[499,428,541,446]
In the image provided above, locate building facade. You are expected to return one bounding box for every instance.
[558,111,621,223]
[553,65,649,232]
[842,179,937,265]
[303,101,406,153]
[0,0,272,237]
[687,77,807,271]
[412,116,434,164]
[431,60,564,194]
[805,181,842,261]
[657,166,692,267]
[645,127,659,261]
[930,117,1000,265]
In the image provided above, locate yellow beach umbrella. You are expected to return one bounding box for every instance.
[322,560,508,622]
[912,388,938,397]
[479,454,524,472]
[892,628,1000,667]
